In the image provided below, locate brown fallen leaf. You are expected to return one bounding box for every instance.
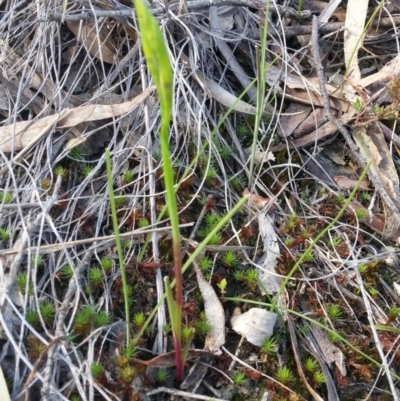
[277,103,312,138]
[243,188,276,212]
[348,361,372,380]
[0,87,151,153]
[334,175,370,190]
[66,19,120,64]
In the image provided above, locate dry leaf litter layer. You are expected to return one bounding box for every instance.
[1,0,400,400]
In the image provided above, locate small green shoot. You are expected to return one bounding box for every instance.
[355,208,366,221]
[91,362,104,379]
[123,170,135,184]
[303,357,318,373]
[353,98,363,113]
[217,278,227,296]
[335,194,345,203]
[194,319,211,338]
[93,311,111,328]
[26,310,40,328]
[182,326,194,342]
[0,228,10,242]
[243,268,258,287]
[114,196,127,209]
[133,311,146,328]
[327,331,342,343]
[261,337,278,356]
[221,251,238,267]
[358,263,368,274]
[326,304,342,322]
[60,264,74,280]
[31,255,45,268]
[313,371,326,385]
[198,256,213,273]
[275,366,294,385]
[368,286,379,298]
[208,232,222,245]
[39,300,56,325]
[232,269,245,281]
[54,165,67,177]
[73,305,95,337]
[69,146,84,160]
[119,365,136,383]
[88,267,103,288]
[156,368,169,383]
[0,191,12,204]
[81,164,95,178]
[16,272,32,295]
[387,306,400,324]
[122,342,138,359]
[302,251,314,263]
[232,370,246,385]
[361,191,371,201]
[100,257,112,273]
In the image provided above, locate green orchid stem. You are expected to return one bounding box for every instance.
[165,276,183,383]
[132,196,249,345]
[271,161,372,311]
[134,0,183,382]
[248,0,270,188]
[105,148,130,344]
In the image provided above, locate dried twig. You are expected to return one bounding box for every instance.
[49,0,311,21]
[147,386,230,400]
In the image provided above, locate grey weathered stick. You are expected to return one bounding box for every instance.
[209,6,257,100]
[311,16,400,240]
[49,0,311,21]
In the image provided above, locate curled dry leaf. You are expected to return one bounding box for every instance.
[243,188,275,212]
[0,88,151,153]
[244,146,275,163]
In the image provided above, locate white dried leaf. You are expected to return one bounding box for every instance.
[194,264,225,354]
[244,146,275,163]
[231,308,277,346]
[0,366,10,401]
[256,213,281,294]
[394,282,400,297]
[344,0,369,82]
[309,324,347,376]
[352,124,400,200]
